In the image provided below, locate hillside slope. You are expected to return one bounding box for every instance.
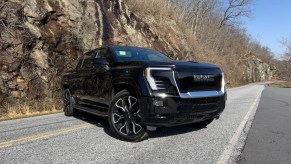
[0,0,274,114]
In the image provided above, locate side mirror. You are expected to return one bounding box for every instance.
[93,57,109,66]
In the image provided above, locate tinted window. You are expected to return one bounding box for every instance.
[81,58,93,70]
[95,49,108,58]
[111,47,171,62]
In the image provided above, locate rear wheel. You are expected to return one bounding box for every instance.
[108,90,148,142]
[63,89,75,116]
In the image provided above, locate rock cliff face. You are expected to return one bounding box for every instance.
[0,0,191,110]
[0,0,274,111]
[245,58,274,82]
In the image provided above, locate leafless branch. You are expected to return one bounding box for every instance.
[220,0,253,28]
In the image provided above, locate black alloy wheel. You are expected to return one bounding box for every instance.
[108,90,148,142]
[63,89,75,116]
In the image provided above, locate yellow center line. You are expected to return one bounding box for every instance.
[0,123,93,148]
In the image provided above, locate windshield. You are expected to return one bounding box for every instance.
[111,46,171,62]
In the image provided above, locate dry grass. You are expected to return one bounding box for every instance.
[125,0,175,21]
[266,81,291,88]
[0,109,62,121]
[0,99,63,121]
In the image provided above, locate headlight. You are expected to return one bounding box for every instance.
[144,67,178,94]
[144,67,172,90]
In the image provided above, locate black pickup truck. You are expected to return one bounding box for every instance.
[62,46,226,141]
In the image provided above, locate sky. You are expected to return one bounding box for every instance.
[243,0,291,58]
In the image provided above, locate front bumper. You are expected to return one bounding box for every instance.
[140,93,226,127]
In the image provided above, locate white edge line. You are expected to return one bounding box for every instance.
[216,92,262,164]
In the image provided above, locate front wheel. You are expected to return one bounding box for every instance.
[108,90,148,142]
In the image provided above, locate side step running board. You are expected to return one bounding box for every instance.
[74,105,108,117]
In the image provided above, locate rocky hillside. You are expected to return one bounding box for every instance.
[0,0,274,114]
[246,58,275,82]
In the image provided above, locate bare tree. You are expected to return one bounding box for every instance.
[220,0,253,27]
[281,38,291,61]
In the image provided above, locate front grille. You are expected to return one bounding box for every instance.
[178,75,221,92]
[175,68,222,92]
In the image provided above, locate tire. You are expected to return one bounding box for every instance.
[192,118,214,128]
[63,89,75,116]
[108,90,148,142]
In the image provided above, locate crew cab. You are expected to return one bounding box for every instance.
[62,46,227,141]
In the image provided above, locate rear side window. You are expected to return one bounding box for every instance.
[75,56,92,70]
[94,48,114,65]
[95,49,109,58]
[76,48,113,70]
[81,58,93,70]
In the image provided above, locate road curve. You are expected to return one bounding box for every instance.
[0,84,265,164]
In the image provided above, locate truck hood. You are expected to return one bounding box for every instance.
[116,60,220,70]
[147,60,219,69]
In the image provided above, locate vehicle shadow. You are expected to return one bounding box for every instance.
[150,125,203,138]
[73,112,116,138]
[74,112,205,140]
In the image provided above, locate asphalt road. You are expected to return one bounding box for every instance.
[0,84,265,164]
[240,87,291,164]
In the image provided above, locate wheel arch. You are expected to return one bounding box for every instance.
[113,83,140,98]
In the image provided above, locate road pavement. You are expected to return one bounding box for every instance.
[240,87,291,164]
[0,84,265,164]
